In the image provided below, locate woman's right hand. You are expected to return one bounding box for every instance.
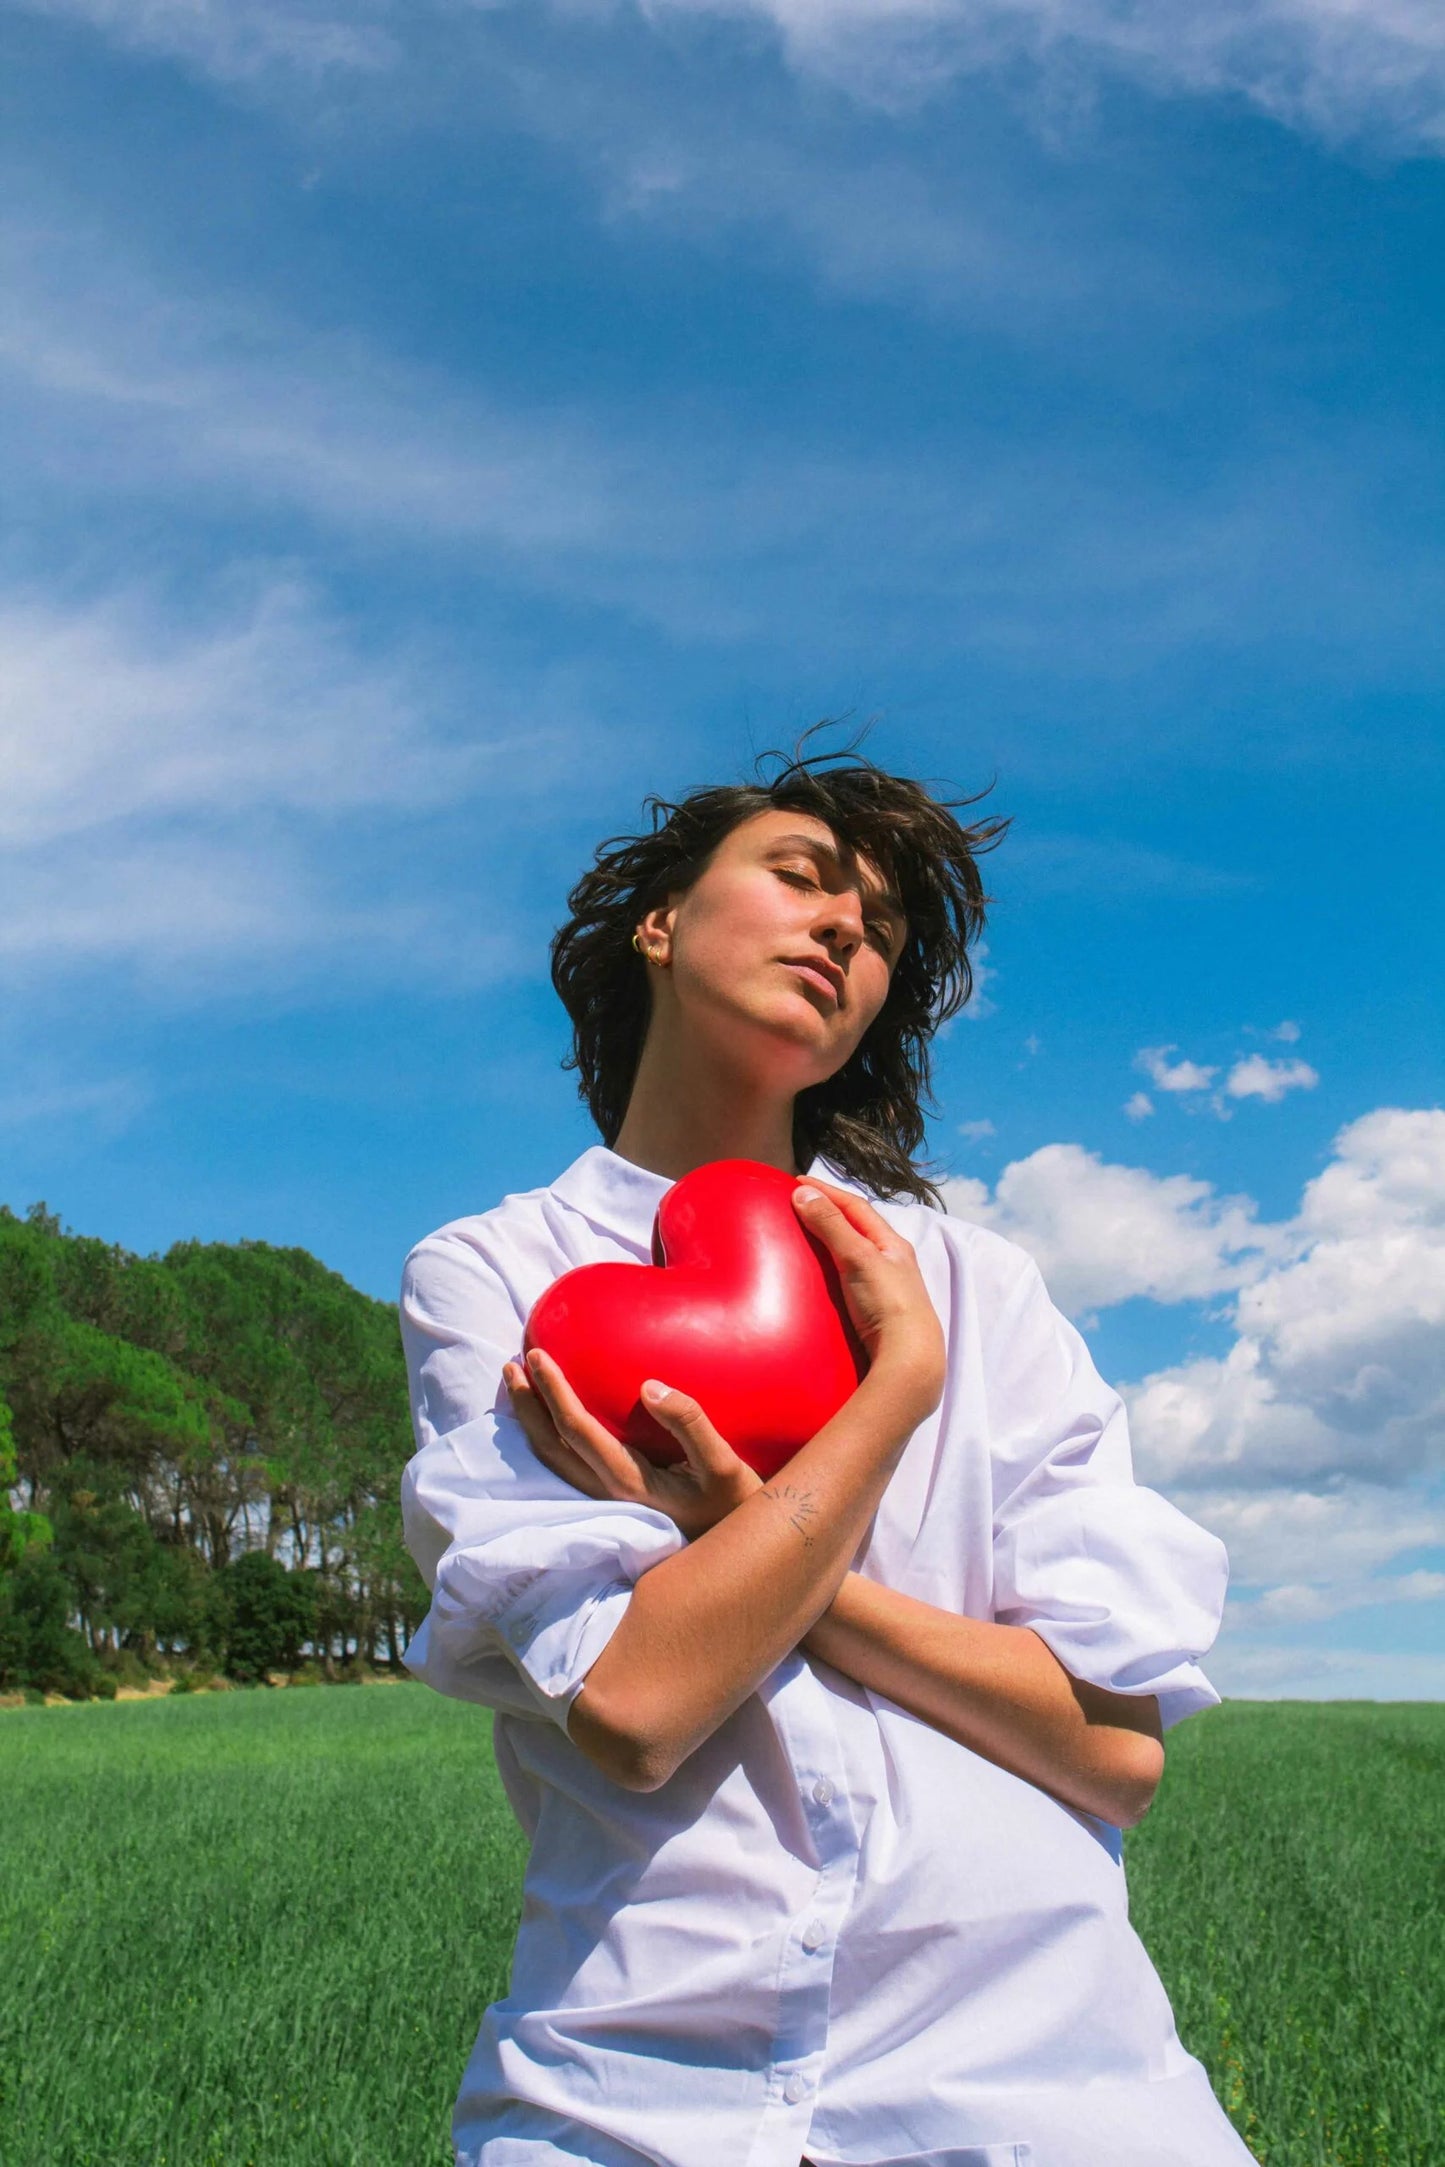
[505,1348,763,1541]
[791,1180,945,1421]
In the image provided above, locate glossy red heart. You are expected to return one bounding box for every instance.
[522,1158,866,1480]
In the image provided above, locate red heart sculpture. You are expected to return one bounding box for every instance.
[522,1158,866,1481]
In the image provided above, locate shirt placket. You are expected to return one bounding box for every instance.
[744,1655,867,2165]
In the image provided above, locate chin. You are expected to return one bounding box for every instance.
[757,1001,856,1083]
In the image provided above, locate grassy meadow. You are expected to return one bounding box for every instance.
[1,1688,1439,2167]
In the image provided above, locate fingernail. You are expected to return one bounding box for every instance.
[794,1185,821,1205]
[641,1379,669,1403]
[525,1348,543,1373]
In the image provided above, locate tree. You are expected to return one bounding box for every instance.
[0,1545,109,1698]
[213,1549,318,1683]
[0,1390,52,1571]
[0,1203,427,1694]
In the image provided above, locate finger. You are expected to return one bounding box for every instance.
[639,1380,746,1482]
[524,1348,650,1498]
[792,1178,902,1262]
[504,1363,611,1499]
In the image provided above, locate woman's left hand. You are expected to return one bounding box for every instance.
[504,1348,762,1539]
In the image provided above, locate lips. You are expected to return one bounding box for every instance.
[781,956,844,1006]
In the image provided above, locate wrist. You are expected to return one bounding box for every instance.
[864,1341,944,1427]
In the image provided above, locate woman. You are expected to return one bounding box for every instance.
[399,744,1252,2167]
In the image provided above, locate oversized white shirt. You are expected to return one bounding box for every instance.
[400,1144,1253,2167]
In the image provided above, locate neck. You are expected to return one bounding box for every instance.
[611,1013,802,1183]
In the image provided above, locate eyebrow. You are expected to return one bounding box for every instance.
[763,832,907,923]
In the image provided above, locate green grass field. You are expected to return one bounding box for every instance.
[1,1689,1440,2167]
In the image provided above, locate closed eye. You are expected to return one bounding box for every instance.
[775,866,897,956]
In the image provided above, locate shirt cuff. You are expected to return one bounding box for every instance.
[488,1570,636,1731]
[992,1482,1228,1731]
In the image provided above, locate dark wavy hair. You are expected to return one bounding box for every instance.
[550,729,1009,1206]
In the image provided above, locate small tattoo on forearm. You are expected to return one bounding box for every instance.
[761,1481,819,1547]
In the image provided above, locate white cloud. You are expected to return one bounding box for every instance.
[648,0,1445,152]
[1124,1108,1445,1489]
[957,1117,996,1141]
[1226,1052,1320,1102]
[971,1106,1445,1680]
[1270,1019,1302,1043]
[947,1106,1445,1501]
[1124,1091,1153,1122]
[1136,1043,1217,1093]
[943,1142,1275,1314]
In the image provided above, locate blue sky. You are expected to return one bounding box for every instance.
[3,0,1443,1698]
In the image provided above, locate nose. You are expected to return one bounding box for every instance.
[811,888,865,957]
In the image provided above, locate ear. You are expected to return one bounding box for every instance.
[637,897,679,954]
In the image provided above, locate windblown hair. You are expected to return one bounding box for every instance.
[550,728,1009,1206]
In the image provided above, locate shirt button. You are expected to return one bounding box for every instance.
[783,2072,808,2105]
[801,1919,827,1952]
[811,1777,834,1806]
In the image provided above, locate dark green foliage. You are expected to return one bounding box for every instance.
[0,1694,1437,2166]
[213,1551,319,1682]
[0,1389,51,1571]
[0,1202,427,1693]
[0,1547,109,1700]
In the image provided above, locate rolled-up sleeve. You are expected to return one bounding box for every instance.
[399,1227,685,1731]
[985,1255,1227,1731]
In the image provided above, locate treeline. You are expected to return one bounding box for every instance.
[0,1203,429,1700]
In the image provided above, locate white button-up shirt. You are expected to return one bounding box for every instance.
[400,1145,1252,2167]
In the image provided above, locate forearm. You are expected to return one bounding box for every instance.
[570,1358,925,1788]
[800,1573,1165,1828]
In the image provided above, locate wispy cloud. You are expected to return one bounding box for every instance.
[5,214,1444,687]
[0,223,622,563]
[1205,1641,1445,1700]
[649,0,1445,152]
[5,0,396,82]
[1227,1567,1445,1628]
[0,577,574,987]
[0,1071,150,1132]
[21,0,1445,155]
[0,582,485,850]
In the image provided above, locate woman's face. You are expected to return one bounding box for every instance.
[637,808,908,1090]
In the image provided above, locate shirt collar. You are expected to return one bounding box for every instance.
[549,1144,673,1246]
[549,1140,848,1247]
